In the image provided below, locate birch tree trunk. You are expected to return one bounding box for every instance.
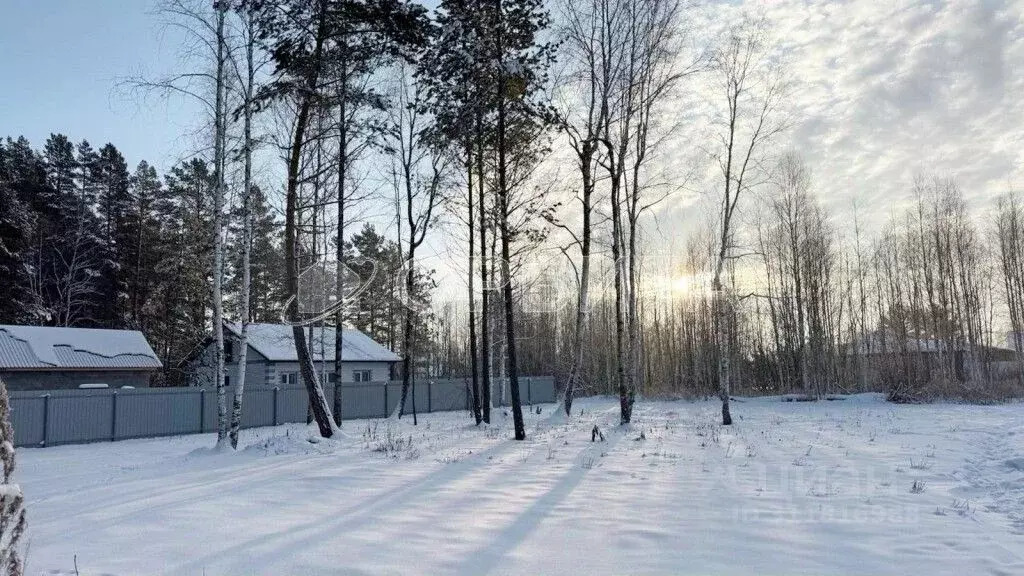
[229,8,256,449]
[212,3,229,445]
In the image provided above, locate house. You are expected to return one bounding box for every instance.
[0,325,162,390]
[848,333,1017,385]
[187,323,401,388]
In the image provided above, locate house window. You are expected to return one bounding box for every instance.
[225,375,230,387]
[328,373,338,384]
[353,369,372,383]
[224,341,234,363]
[279,372,298,386]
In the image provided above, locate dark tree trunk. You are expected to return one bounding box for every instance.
[467,140,482,425]
[495,0,525,441]
[334,51,349,427]
[476,114,491,424]
[284,5,334,438]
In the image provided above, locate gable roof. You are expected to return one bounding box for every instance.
[0,325,162,370]
[223,323,401,363]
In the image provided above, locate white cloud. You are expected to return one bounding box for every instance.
[656,0,1024,243]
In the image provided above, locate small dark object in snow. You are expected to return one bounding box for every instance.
[535,406,542,415]
[782,395,816,403]
[635,430,646,441]
[591,425,605,442]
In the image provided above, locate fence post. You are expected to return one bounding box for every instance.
[273,386,279,426]
[198,388,205,433]
[111,391,118,441]
[41,393,50,447]
[427,380,433,413]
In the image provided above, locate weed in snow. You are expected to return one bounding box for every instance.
[910,480,927,494]
[368,425,419,460]
[909,457,932,470]
[952,499,974,517]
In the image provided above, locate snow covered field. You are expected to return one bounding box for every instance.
[17,395,1024,575]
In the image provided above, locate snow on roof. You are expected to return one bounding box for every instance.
[0,325,162,370]
[224,323,401,363]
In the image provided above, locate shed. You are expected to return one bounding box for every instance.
[0,325,162,390]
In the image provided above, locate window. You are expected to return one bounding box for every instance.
[279,372,297,386]
[328,373,338,384]
[224,340,234,363]
[225,376,230,387]
[353,369,372,383]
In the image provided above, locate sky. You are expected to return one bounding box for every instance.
[0,0,202,172]
[2,0,1022,262]
[759,0,1024,225]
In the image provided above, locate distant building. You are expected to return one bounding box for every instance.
[0,325,162,390]
[186,323,401,388]
[848,333,1017,384]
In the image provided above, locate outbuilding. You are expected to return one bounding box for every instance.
[0,325,162,390]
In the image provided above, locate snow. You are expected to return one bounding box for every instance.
[0,325,160,368]
[227,323,401,362]
[16,395,1024,575]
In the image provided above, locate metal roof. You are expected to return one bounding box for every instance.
[0,325,162,371]
[224,323,401,363]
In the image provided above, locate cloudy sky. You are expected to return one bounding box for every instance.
[722,0,1024,231]
[1,0,1021,250]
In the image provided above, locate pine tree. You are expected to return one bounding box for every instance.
[0,377,26,575]
[124,161,164,328]
[0,140,36,324]
[94,143,132,327]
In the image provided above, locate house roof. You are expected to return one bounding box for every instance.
[224,323,401,363]
[0,325,162,370]
[848,333,1015,355]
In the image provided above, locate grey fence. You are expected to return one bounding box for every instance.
[8,376,556,448]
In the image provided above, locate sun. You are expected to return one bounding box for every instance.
[672,275,694,294]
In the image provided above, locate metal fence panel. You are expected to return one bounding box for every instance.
[340,384,385,420]
[276,386,308,424]
[116,389,201,440]
[242,388,275,428]
[9,394,44,446]
[48,393,112,444]
[430,379,469,412]
[385,383,402,416]
[7,375,556,447]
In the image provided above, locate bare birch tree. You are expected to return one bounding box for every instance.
[229,5,261,448]
[709,16,787,424]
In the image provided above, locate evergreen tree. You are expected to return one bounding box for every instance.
[95,143,132,326]
[150,159,215,384]
[0,140,36,323]
[124,161,164,328]
[227,184,286,322]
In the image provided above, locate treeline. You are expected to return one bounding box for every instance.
[0,134,423,386]
[428,160,1024,405]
